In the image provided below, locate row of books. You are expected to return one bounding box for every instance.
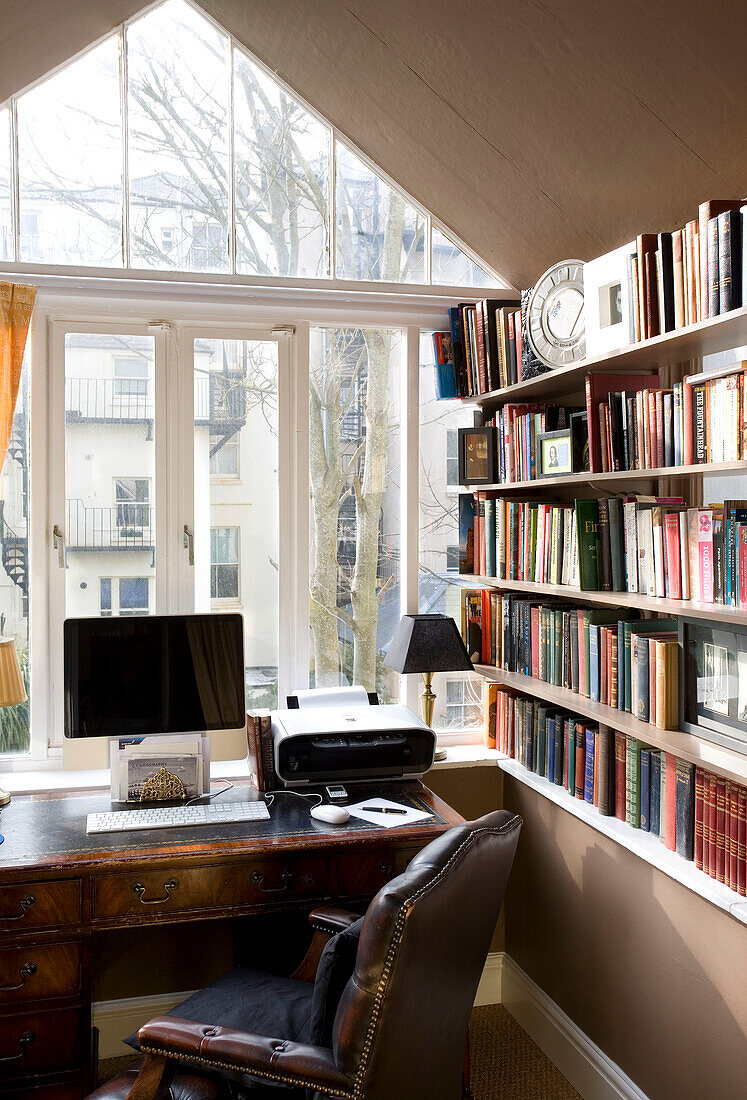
[461,493,747,607]
[433,298,521,398]
[246,711,278,791]
[483,402,582,483]
[483,684,747,896]
[632,201,744,344]
[463,592,679,730]
[586,364,747,474]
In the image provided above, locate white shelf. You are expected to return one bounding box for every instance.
[495,753,747,925]
[463,459,747,494]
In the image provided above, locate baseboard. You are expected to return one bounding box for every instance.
[499,955,648,1100]
[473,949,505,1006]
[93,991,196,1060]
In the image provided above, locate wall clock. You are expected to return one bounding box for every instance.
[526,260,586,368]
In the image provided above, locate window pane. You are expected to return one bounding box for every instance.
[309,327,402,702]
[234,49,329,277]
[64,334,156,623]
[17,36,123,266]
[0,350,30,754]
[127,0,230,272]
[335,144,425,282]
[419,331,481,730]
[194,340,278,710]
[0,108,12,261]
[431,226,497,288]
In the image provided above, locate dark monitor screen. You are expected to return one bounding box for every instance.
[64,614,245,739]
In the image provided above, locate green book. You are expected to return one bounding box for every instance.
[575,499,600,590]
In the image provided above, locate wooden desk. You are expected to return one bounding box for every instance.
[0,779,460,1099]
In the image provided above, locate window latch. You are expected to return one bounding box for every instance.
[52,525,66,569]
[183,524,194,566]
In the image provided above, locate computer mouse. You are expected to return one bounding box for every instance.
[310,803,350,825]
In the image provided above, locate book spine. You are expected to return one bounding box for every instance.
[728,782,738,892]
[708,772,717,876]
[716,777,726,883]
[614,731,626,819]
[640,748,651,832]
[259,714,277,791]
[708,215,720,317]
[675,760,695,860]
[718,210,742,314]
[485,498,496,578]
[597,498,612,591]
[738,785,746,897]
[664,753,677,851]
[584,728,595,804]
[245,714,265,791]
[694,767,705,870]
[650,752,661,836]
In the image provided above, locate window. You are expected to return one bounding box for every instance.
[211,527,240,600]
[209,433,239,477]
[444,678,482,726]
[114,478,150,529]
[114,358,148,397]
[446,429,459,490]
[99,576,150,616]
[0,0,503,287]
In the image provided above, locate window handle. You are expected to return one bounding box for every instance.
[52,525,66,569]
[183,524,194,566]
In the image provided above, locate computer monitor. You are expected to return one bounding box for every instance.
[63,613,247,766]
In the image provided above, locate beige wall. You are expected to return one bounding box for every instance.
[502,775,747,1100]
[2,2,746,287]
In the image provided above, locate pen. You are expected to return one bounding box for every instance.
[362,806,407,815]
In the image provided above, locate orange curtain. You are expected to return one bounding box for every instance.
[0,282,37,473]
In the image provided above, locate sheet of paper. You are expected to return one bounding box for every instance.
[346,796,433,829]
[294,686,370,708]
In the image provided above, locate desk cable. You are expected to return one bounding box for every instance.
[186,779,234,806]
[263,789,324,811]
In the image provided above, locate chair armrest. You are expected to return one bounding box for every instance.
[308,906,361,934]
[137,1018,354,1097]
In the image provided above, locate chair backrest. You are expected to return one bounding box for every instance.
[331,809,521,1100]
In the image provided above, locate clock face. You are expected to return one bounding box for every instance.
[527,260,586,368]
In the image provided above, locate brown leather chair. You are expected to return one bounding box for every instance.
[89,809,521,1100]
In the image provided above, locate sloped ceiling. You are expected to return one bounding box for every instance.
[1,0,746,288]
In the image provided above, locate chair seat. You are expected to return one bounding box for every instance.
[87,1062,306,1100]
[125,966,315,1052]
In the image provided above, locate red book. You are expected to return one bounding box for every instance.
[530,607,540,680]
[683,380,694,465]
[606,631,613,707]
[481,589,491,666]
[738,785,746,897]
[474,303,488,394]
[600,628,608,704]
[585,373,661,473]
[514,311,523,380]
[694,767,705,870]
[664,753,677,851]
[577,609,586,695]
[739,525,747,607]
[574,737,585,800]
[655,390,665,467]
[663,512,682,599]
[715,777,726,883]
[614,731,626,820]
[647,390,657,469]
[708,772,718,876]
[728,783,739,892]
[702,773,711,876]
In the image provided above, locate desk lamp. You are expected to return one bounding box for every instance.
[0,638,27,835]
[385,614,473,727]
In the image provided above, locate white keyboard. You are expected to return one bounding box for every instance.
[86,800,271,835]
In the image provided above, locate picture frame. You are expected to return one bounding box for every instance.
[679,617,747,755]
[537,428,573,477]
[570,410,590,472]
[458,426,497,485]
[582,241,636,358]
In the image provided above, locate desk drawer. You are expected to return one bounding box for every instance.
[0,880,81,932]
[219,856,330,907]
[0,1006,81,1080]
[339,846,423,897]
[94,867,214,920]
[0,942,81,1006]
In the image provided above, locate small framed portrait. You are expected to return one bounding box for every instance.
[537,428,573,477]
[458,426,497,485]
[582,241,636,358]
[679,618,747,754]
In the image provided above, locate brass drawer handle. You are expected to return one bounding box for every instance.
[0,1030,34,1063]
[1,895,36,922]
[131,879,179,905]
[251,869,295,894]
[0,962,37,993]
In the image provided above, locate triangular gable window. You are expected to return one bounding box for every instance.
[4,0,504,287]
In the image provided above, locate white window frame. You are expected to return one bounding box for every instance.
[210,525,240,602]
[1,283,487,773]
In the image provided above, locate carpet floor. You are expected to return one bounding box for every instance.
[98,1005,581,1099]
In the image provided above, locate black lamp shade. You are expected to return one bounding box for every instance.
[384,614,473,675]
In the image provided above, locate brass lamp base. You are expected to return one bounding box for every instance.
[0,786,10,807]
[420,671,436,728]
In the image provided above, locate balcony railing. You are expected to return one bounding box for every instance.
[66,499,154,551]
[66,376,245,425]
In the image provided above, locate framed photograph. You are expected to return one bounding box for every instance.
[570,410,590,472]
[537,428,572,477]
[582,241,636,358]
[458,426,497,485]
[679,617,747,754]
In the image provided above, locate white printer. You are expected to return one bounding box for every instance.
[271,687,435,787]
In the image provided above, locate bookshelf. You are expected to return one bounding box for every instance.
[461,303,747,407]
[453,294,747,905]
